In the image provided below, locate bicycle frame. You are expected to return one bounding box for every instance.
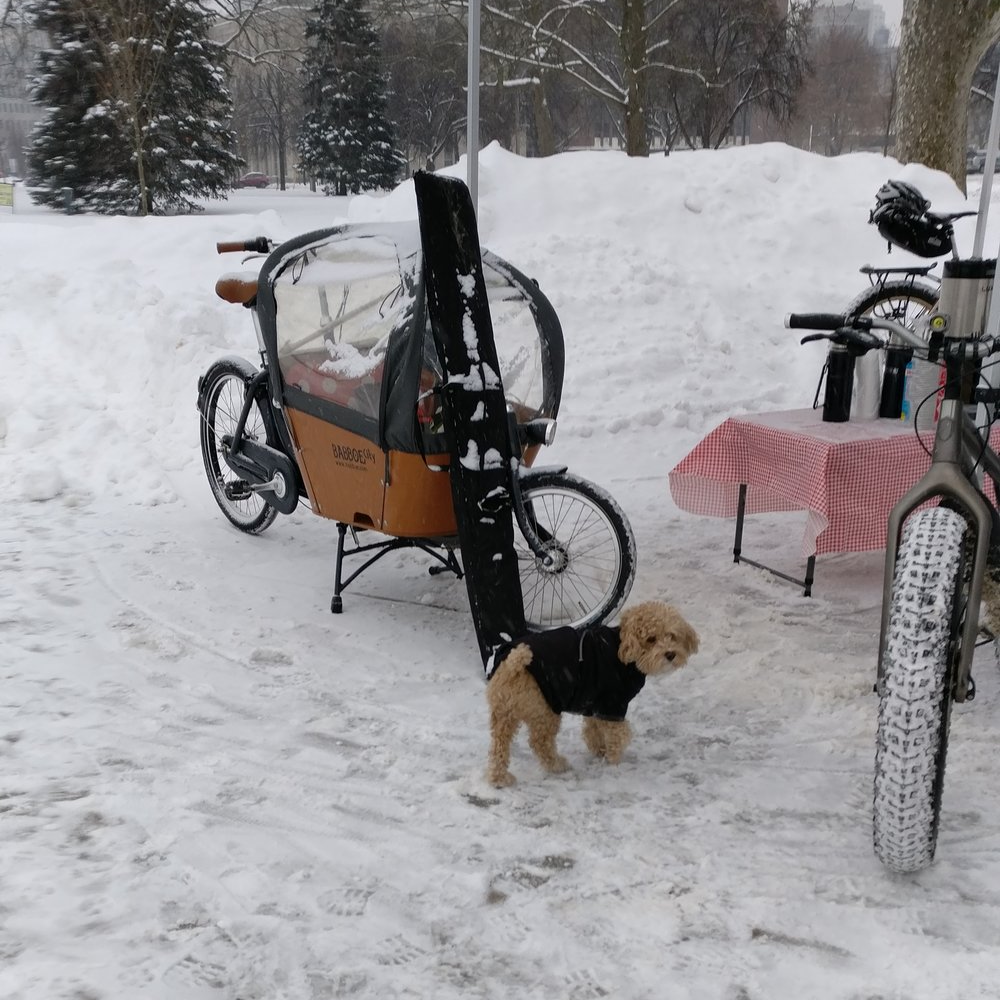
[877,259,999,703]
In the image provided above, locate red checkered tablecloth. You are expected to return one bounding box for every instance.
[669,408,972,557]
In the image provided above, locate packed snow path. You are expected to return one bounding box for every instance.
[5,146,1000,998]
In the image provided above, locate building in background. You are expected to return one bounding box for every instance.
[0,94,37,177]
[0,12,43,177]
[811,0,891,49]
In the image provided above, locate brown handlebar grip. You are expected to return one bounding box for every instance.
[216,241,245,254]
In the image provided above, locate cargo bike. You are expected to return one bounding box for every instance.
[197,173,635,657]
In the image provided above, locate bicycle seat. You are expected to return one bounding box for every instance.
[215,272,258,305]
[928,209,977,224]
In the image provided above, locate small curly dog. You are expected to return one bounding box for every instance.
[485,600,699,787]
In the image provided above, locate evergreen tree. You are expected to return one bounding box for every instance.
[27,0,242,215]
[297,0,403,196]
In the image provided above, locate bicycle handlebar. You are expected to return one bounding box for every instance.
[789,306,1000,360]
[217,237,272,255]
[785,312,853,331]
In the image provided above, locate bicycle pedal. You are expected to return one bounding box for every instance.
[224,480,253,501]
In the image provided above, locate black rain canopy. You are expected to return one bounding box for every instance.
[254,222,565,454]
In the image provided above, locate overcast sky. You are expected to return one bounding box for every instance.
[881,0,903,35]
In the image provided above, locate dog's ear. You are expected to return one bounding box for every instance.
[617,605,645,663]
[678,618,700,656]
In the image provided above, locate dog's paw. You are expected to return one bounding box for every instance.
[544,755,570,774]
[487,769,517,788]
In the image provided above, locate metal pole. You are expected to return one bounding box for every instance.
[976,62,1000,427]
[467,0,480,213]
[973,61,1000,258]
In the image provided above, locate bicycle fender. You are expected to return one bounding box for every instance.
[196,355,258,414]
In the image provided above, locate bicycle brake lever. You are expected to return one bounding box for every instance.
[800,329,882,354]
[838,327,884,355]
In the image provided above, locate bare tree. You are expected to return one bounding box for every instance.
[461,0,712,157]
[195,0,307,66]
[792,21,886,156]
[225,3,307,186]
[383,13,465,171]
[0,0,39,97]
[660,0,812,150]
[894,0,1000,192]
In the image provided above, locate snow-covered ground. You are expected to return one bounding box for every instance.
[4,143,1000,1000]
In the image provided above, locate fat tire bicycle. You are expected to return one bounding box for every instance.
[788,179,1000,872]
[790,254,1000,873]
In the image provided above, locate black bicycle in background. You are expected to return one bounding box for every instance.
[790,181,1000,873]
[839,181,977,418]
[849,179,975,325]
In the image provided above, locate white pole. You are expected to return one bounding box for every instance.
[973,62,1000,258]
[467,0,480,213]
[975,63,1000,427]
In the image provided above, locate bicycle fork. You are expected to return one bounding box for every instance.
[878,397,993,703]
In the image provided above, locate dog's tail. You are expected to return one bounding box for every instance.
[485,642,532,685]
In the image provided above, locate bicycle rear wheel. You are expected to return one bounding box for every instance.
[873,506,965,873]
[847,280,939,328]
[848,281,939,417]
[199,359,279,534]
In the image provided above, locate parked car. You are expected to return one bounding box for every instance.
[967,148,984,174]
[236,172,270,189]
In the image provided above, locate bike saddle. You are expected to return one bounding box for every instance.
[215,272,258,306]
[927,209,977,224]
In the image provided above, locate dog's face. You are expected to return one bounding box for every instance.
[618,601,699,676]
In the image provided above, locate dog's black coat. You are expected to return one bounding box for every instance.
[490,625,645,721]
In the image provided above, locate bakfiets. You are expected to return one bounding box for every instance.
[197,172,635,660]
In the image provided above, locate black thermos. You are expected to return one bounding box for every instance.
[879,345,912,419]
[823,343,854,422]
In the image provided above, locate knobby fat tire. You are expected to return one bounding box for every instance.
[874,506,965,873]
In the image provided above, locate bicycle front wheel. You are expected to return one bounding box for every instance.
[516,471,636,630]
[874,506,966,873]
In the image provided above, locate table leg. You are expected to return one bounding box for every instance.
[734,484,747,563]
[732,482,816,596]
[804,555,816,598]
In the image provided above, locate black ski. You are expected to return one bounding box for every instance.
[413,170,526,667]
